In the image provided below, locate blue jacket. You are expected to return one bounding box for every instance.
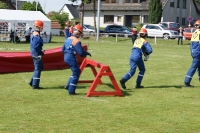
[131,38,153,58]
[62,36,88,57]
[30,31,44,57]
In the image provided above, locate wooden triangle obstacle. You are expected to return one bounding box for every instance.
[78,58,123,97]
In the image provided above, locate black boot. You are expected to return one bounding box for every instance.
[120,78,126,89]
[184,83,194,88]
[28,81,32,87]
[135,83,144,88]
[64,85,69,90]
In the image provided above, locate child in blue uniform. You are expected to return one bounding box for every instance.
[64,21,71,39]
[120,28,153,89]
[29,20,45,89]
[62,24,91,95]
[184,20,200,87]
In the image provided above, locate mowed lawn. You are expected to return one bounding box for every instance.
[0,36,200,133]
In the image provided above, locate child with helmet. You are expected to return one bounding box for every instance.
[64,21,71,39]
[184,20,200,87]
[131,26,138,44]
[120,28,153,89]
[62,24,92,95]
[28,20,45,89]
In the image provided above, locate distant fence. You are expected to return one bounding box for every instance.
[83,32,180,43]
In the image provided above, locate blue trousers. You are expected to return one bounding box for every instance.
[30,58,44,87]
[184,57,200,84]
[123,56,146,84]
[64,54,80,94]
[132,35,137,44]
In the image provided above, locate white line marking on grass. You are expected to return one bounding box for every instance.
[78,96,109,103]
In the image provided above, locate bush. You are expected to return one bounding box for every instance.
[135,23,144,31]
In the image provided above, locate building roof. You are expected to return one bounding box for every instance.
[51,20,62,29]
[65,4,80,19]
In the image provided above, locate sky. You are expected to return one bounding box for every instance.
[26,0,81,13]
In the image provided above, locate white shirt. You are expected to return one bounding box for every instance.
[25,29,32,36]
[179,28,183,36]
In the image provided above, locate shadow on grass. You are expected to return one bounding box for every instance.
[144,85,183,89]
[44,85,87,90]
[117,38,131,42]
[103,83,132,96]
[43,83,132,96]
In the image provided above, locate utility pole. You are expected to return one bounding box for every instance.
[96,0,100,41]
[188,0,192,27]
[16,0,17,10]
[36,0,38,11]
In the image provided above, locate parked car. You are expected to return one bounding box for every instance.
[83,24,104,36]
[83,24,95,34]
[183,27,196,40]
[142,24,178,39]
[104,25,132,37]
[160,22,180,31]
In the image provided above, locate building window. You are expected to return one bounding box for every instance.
[118,0,123,4]
[117,16,122,22]
[183,0,186,9]
[143,15,148,23]
[104,15,114,23]
[125,0,131,3]
[170,2,174,7]
[176,17,179,23]
[177,0,180,8]
[133,0,138,3]
[111,0,116,3]
[132,15,140,23]
[182,18,186,25]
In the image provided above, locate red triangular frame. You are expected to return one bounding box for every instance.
[78,58,123,97]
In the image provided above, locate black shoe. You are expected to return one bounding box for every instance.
[120,79,126,89]
[28,82,32,87]
[33,87,44,89]
[69,92,78,95]
[184,84,194,88]
[135,84,144,88]
[64,85,69,90]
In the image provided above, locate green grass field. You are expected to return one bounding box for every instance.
[0,36,200,133]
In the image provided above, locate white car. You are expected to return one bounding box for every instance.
[83,24,95,35]
[142,24,178,39]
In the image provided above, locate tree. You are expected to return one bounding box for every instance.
[47,12,69,29]
[148,0,162,24]
[196,0,200,4]
[0,1,7,9]
[21,1,45,14]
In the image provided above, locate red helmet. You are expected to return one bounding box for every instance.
[66,21,70,25]
[139,28,147,34]
[194,20,200,26]
[74,24,83,33]
[34,20,43,28]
